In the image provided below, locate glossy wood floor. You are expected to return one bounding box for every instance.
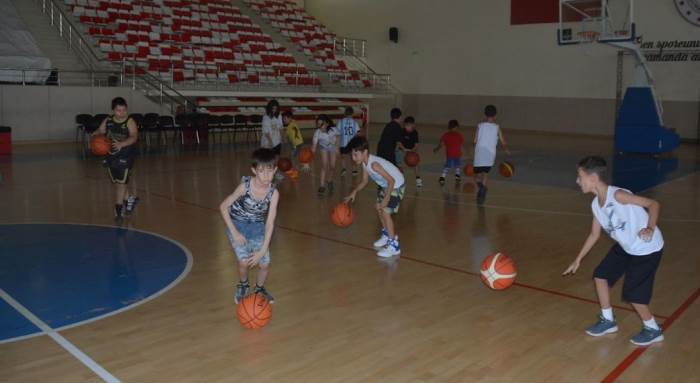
[1,126,699,382]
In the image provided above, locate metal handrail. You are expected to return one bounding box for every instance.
[36,0,103,69]
[332,37,367,58]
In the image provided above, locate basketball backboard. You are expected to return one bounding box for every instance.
[557,0,635,45]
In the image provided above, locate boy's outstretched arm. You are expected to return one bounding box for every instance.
[498,127,510,155]
[344,166,369,203]
[563,218,602,275]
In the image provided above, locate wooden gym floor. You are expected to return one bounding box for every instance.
[1,125,698,382]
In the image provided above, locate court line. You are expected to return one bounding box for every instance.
[0,289,121,383]
[141,188,669,320]
[600,287,700,383]
[0,223,193,345]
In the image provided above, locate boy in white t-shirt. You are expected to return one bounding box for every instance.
[563,156,665,346]
[344,136,405,258]
[472,105,509,205]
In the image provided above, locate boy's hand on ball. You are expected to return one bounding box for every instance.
[344,192,356,204]
[638,227,653,242]
[562,259,580,276]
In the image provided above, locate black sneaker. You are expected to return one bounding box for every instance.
[318,186,326,196]
[455,174,461,184]
[352,170,358,177]
[439,176,446,186]
[125,196,139,215]
[340,168,347,176]
[114,204,124,219]
[234,281,250,304]
[254,285,275,304]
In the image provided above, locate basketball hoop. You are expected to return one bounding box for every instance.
[576,31,600,43]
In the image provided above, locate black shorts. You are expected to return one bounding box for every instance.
[108,166,133,184]
[593,244,663,304]
[474,166,492,174]
[340,145,352,155]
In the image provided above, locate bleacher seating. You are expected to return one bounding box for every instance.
[64,0,321,87]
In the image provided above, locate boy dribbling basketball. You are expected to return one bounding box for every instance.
[563,156,664,346]
[220,148,280,304]
[344,136,405,257]
[472,105,509,205]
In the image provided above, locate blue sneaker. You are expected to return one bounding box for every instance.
[585,315,618,336]
[630,326,664,346]
[234,281,250,305]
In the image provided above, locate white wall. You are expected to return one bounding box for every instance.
[0,85,162,141]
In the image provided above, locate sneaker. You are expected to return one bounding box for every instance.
[455,174,461,184]
[416,177,423,188]
[317,186,326,196]
[340,168,347,176]
[114,204,124,219]
[377,238,400,257]
[125,195,139,215]
[234,281,250,304]
[327,181,334,192]
[585,315,619,336]
[373,229,390,248]
[630,326,664,346]
[352,170,358,177]
[254,285,275,304]
[439,176,446,186]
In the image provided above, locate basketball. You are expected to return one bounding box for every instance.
[277,157,292,172]
[463,164,475,177]
[285,167,299,180]
[298,147,313,164]
[236,293,272,329]
[90,135,112,156]
[330,202,354,228]
[404,151,420,167]
[480,252,517,290]
[499,161,514,178]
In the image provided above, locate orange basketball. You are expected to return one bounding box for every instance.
[480,253,517,290]
[463,164,475,177]
[298,147,313,164]
[404,151,420,167]
[285,167,299,180]
[277,157,292,172]
[90,135,112,156]
[236,293,272,329]
[499,161,514,178]
[330,202,354,228]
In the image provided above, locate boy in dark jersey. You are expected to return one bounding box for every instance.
[92,97,139,219]
[396,116,422,187]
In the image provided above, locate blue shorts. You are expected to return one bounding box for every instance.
[444,157,461,169]
[226,221,270,265]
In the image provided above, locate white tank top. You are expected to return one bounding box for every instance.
[313,127,338,151]
[474,122,499,167]
[365,154,404,189]
[591,186,664,256]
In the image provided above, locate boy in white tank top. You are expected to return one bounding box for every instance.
[344,136,405,258]
[563,156,664,346]
[472,105,509,205]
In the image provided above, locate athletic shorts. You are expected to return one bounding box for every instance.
[377,185,405,214]
[444,157,461,169]
[593,244,663,305]
[226,221,271,265]
[474,166,492,174]
[107,166,133,184]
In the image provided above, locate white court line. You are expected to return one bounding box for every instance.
[0,222,194,344]
[0,289,121,383]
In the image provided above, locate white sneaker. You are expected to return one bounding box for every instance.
[373,234,389,248]
[416,177,423,187]
[377,239,400,257]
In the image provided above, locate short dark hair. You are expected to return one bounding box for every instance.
[390,107,402,120]
[316,114,335,129]
[578,155,607,180]
[344,106,354,116]
[448,119,459,129]
[485,105,497,117]
[403,116,415,124]
[252,148,277,168]
[347,135,369,152]
[111,97,127,110]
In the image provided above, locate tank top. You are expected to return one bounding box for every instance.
[364,154,404,189]
[313,127,338,151]
[106,115,136,158]
[229,176,276,223]
[591,186,664,256]
[474,122,499,167]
